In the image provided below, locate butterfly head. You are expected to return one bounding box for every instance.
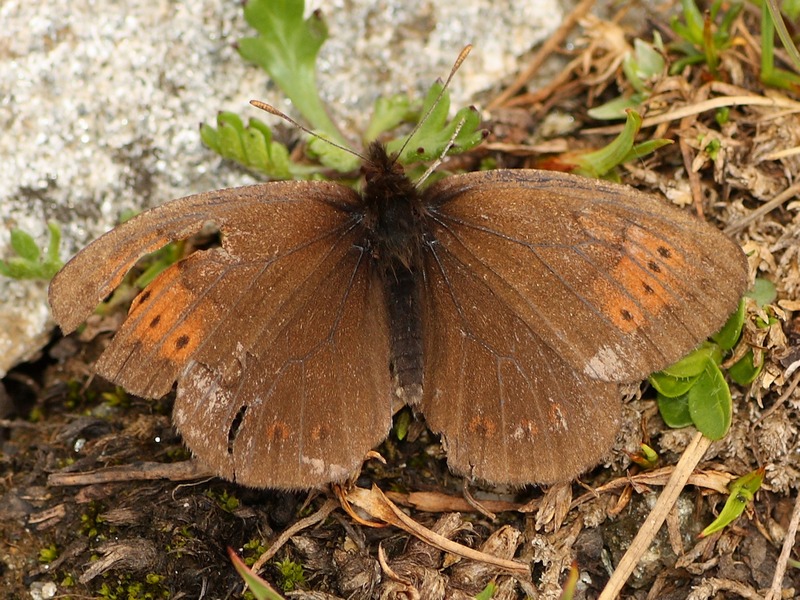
[360,141,426,272]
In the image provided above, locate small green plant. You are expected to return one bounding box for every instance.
[275,557,306,593]
[242,538,268,567]
[627,443,660,470]
[201,112,294,178]
[97,573,170,600]
[64,379,99,411]
[700,467,764,537]
[0,222,63,280]
[652,277,776,439]
[669,0,743,77]
[229,548,287,600]
[166,525,195,558]
[588,35,666,120]
[80,501,107,539]
[101,386,130,408]
[206,488,240,512]
[38,544,59,564]
[540,110,672,181]
[759,1,800,90]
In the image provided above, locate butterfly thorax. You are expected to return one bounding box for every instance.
[360,141,425,405]
[361,141,425,272]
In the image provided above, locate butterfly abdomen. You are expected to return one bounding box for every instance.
[360,142,427,405]
[384,266,424,404]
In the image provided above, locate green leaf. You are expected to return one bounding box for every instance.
[0,222,64,280]
[656,342,721,379]
[385,83,484,165]
[45,222,62,271]
[573,110,671,178]
[620,37,666,95]
[133,241,184,289]
[394,407,412,441]
[364,94,415,142]
[650,371,702,398]
[711,298,745,351]
[746,277,777,307]
[239,0,344,144]
[573,110,643,177]
[10,229,40,261]
[687,361,732,440]
[700,468,764,537]
[201,112,294,179]
[658,392,693,428]
[621,139,674,164]
[475,582,497,600]
[728,349,762,386]
[588,95,645,121]
[628,443,660,469]
[307,134,360,172]
[558,563,579,600]
[229,548,286,600]
[242,126,270,168]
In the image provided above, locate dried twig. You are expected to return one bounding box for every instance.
[765,485,800,600]
[252,497,339,572]
[47,460,214,486]
[487,0,596,110]
[599,432,712,600]
[725,181,800,234]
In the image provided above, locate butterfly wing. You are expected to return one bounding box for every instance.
[418,169,747,483]
[423,169,748,382]
[420,239,621,484]
[49,183,393,489]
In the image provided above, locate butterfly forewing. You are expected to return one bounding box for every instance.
[422,170,749,384]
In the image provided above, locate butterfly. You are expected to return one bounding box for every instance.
[48,41,748,489]
[48,128,748,489]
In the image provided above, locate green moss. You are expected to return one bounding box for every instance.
[38,544,59,564]
[241,538,268,567]
[275,557,306,592]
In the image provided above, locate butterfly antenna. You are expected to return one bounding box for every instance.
[249,100,367,162]
[414,116,467,189]
[394,44,473,163]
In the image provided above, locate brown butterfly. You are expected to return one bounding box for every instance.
[48,129,748,489]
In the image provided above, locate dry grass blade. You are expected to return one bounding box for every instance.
[765,484,800,600]
[599,432,712,600]
[486,0,596,109]
[583,94,800,136]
